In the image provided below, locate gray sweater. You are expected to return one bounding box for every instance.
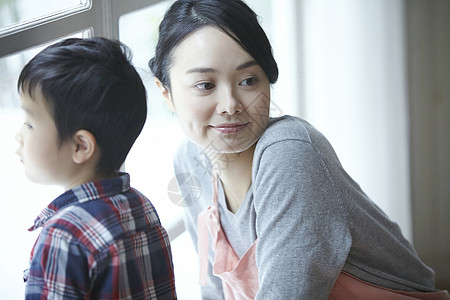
[174,115,436,299]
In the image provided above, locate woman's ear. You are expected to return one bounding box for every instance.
[155,78,175,112]
[72,130,97,165]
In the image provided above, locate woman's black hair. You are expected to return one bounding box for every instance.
[149,0,278,89]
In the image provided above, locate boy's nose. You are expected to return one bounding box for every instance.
[15,127,23,144]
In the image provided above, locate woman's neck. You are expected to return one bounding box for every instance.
[209,144,255,213]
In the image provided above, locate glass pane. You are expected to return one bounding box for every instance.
[0,0,90,30]
[0,31,87,299]
[119,0,185,228]
[1,45,46,109]
[119,3,200,298]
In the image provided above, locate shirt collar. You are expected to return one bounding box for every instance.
[29,173,131,231]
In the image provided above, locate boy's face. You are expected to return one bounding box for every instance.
[15,90,74,187]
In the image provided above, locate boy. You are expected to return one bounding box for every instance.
[15,37,177,299]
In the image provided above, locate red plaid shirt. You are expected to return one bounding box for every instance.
[24,173,177,299]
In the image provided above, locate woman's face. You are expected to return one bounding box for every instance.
[163,26,271,154]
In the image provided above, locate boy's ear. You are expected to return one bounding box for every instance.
[72,130,97,164]
[155,78,175,112]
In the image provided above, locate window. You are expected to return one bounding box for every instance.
[0,0,197,297]
[119,0,185,239]
[0,0,90,32]
[0,2,94,297]
[0,1,280,298]
[118,4,202,296]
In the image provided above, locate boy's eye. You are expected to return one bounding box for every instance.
[24,122,33,129]
[195,82,215,91]
[239,77,257,86]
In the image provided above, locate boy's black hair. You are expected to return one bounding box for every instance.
[18,37,147,175]
[149,0,278,90]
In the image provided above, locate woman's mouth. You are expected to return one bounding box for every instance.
[212,123,248,134]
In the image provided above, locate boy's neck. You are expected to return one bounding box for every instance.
[63,171,117,191]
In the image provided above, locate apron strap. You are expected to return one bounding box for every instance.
[212,170,218,206]
[198,209,209,286]
[198,170,220,286]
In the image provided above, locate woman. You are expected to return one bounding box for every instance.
[149,0,449,299]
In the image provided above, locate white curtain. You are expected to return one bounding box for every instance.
[270,0,412,240]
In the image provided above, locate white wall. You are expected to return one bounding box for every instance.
[406,0,450,288]
[299,0,412,239]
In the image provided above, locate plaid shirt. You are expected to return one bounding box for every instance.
[24,173,177,299]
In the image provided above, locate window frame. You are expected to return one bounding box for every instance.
[0,0,185,242]
[0,1,164,55]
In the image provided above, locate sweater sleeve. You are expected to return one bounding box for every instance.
[253,139,352,299]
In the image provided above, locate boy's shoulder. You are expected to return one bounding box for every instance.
[41,195,126,253]
[38,176,161,253]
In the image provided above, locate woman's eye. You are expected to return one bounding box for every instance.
[240,77,257,86]
[195,82,215,91]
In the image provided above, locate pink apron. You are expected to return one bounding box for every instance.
[197,172,450,300]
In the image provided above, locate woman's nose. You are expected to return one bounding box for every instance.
[217,88,244,115]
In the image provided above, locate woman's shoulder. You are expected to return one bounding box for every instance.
[257,115,322,149]
[173,139,212,183]
[254,115,340,170]
[174,139,205,166]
